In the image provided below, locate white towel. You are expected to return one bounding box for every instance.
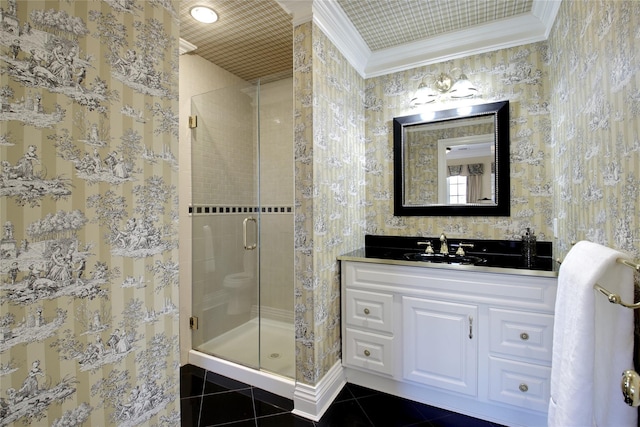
[203,225,215,273]
[549,240,637,427]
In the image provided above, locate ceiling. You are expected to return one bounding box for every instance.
[179,0,561,81]
[179,0,293,82]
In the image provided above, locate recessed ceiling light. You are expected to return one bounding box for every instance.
[190,6,218,24]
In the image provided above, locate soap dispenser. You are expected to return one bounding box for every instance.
[521,227,537,269]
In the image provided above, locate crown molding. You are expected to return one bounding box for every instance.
[314,0,562,79]
[365,13,549,77]
[312,0,370,77]
[179,38,197,55]
[277,0,313,26]
[531,0,563,38]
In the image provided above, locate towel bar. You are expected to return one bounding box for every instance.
[593,258,640,310]
[556,256,640,271]
[618,258,640,272]
[594,284,640,309]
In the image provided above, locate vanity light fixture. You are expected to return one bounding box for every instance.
[410,68,480,106]
[434,72,453,93]
[190,6,218,24]
[449,72,479,98]
[410,79,438,105]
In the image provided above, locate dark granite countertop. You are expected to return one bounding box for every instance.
[338,235,558,278]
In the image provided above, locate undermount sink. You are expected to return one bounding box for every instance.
[403,252,486,265]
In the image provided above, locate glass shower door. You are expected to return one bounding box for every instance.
[190,81,261,370]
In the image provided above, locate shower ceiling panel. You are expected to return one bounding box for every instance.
[179,0,293,82]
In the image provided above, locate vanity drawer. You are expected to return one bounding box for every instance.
[344,328,394,376]
[345,288,394,333]
[489,308,554,363]
[488,357,550,413]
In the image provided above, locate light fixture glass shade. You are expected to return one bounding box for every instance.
[190,6,218,23]
[448,73,479,98]
[410,82,437,106]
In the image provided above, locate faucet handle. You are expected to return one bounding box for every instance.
[455,243,474,256]
[417,241,434,254]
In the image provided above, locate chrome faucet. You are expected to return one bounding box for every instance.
[439,233,448,254]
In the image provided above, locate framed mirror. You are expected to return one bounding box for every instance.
[393,100,510,216]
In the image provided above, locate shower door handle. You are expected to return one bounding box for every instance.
[243,217,257,250]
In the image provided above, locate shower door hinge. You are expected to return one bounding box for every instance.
[188,116,197,128]
[189,316,198,330]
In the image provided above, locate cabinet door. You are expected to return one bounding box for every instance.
[402,296,478,396]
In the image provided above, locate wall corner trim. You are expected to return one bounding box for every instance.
[292,361,346,421]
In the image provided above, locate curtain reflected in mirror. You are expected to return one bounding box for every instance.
[466,163,484,204]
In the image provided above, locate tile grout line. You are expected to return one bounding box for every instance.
[251,387,259,427]
[197,370,209,427]
[354,396,376,427]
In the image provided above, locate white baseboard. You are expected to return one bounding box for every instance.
[292,361,346,421]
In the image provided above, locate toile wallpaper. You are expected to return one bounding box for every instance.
[0,1,180,425]
[293,0,640,388]
[364,42,554,241]
[293,22,365,384]
[549,0,640,263]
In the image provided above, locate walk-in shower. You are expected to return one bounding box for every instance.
[189,77,295,394]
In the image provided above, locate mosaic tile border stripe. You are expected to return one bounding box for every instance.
[189,205,293,215]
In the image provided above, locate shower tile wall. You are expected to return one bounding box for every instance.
[261,211,294,319]
[191,85,256,206]
[260,79,295,207]
[259,78,294,318]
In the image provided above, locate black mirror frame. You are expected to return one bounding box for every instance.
[393,100,510,216]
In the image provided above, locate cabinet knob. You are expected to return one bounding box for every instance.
[364,308,370,315]
[364,349,371,357]
[519,383,529,393]
[520,332,530,341]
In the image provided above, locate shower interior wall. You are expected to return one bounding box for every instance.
[178,54,294,364]
[258,79,295,319]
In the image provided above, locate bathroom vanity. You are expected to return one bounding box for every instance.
[338,236,557,427]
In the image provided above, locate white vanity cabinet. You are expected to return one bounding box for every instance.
[341,260,557,427]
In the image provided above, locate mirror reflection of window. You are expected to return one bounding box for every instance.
[447,175,467,204]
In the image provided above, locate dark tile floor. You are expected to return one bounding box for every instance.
[181,364,505,427]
